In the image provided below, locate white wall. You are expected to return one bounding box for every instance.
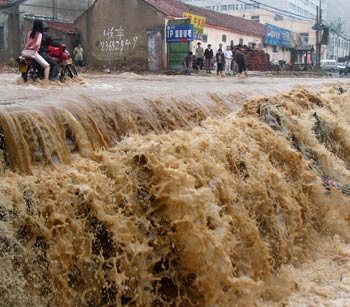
[265,46,291,63]
[0,13,9,50]
[327,32,350,60]
[192,25,263,51]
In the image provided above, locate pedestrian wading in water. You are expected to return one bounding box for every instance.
[234,48,249,77]
[215,49,225,77]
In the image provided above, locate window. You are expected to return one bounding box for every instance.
[228,5,235,10]
[203,34,208,43]
[0,27,4,49]
[275,14,283,21]
[239,38,244,45]
[300,33,309,44]
[221,5,227,11]
[251,15,260,22]
[222,34,227,43]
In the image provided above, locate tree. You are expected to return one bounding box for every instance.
[328,18,346,34]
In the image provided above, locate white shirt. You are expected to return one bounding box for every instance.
[224,50,233,59]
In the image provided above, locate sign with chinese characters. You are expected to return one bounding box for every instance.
[265,23,301,48]
[183,12,206,35]
[194,34,203,41]
[166,24,194,43]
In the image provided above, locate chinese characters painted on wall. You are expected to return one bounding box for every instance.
[99,26,139,53]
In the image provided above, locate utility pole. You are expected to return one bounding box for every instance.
[12,3,21,59]
[315,1,322,69]
[52,0,58,20]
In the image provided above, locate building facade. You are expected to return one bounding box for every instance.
[229,9,318,63]
[0,0,94,63]
[76,0,266,71]
[178,0,327,20]
[20,0,95,21]
[327,31,350,61]
[0,1,21,62]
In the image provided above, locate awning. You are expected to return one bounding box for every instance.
[293,45,314,52]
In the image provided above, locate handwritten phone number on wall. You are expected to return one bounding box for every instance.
[100,37,138,53]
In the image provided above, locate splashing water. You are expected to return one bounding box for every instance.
[0,82,350,306]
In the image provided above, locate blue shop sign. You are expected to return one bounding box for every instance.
[166,24,194,43]
[265,24,295,48]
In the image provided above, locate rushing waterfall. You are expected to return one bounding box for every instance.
[1,78,350,306]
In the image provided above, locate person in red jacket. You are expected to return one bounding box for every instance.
[39,22,61,81]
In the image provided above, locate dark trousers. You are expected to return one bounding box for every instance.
[217,62,224,72]
[205,58,212,72]
[238,64,246,73]
[40,52,59,79]
[196,58,203,70]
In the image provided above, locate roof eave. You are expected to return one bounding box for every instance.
[0,0,25,9]
[166,16,264,39]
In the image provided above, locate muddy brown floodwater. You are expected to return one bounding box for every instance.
[0,72,350,307]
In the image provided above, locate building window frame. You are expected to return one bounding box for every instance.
[203,34,208,43]
[0,26,5,49]
[251,15,260,22]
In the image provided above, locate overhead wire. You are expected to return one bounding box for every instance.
[20,3,87,12]
[245,0,315,21]
[236,0,314,21]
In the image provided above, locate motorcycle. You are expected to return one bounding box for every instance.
[17,45,78,82]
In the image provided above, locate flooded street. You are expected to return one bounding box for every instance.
[0,72,343,107]
[1,72,350,307]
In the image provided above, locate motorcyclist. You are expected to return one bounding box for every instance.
[22,19,50,81]
[39,22,61,81]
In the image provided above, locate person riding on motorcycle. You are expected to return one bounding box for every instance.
[39,22,61,81]
[22,19,50,81]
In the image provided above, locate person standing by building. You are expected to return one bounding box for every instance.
[224,45,233,75]
[195,42,204,70]
[215,48,225,77]
[231,46,238,74]
[73,43,84,73]
[182,51,193,75]
[234,48,248,77]
[217,43,223,52]
[204,44,214,73]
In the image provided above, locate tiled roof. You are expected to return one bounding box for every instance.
[143,0,265,38]
[24,17,78,34]
[0,0,25,8]
[0,0,10,6]
[46,20,78,34]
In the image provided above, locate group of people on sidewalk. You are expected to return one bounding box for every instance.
[183,42,248,77]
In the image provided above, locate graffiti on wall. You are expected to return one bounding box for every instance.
[99,27,138,54]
